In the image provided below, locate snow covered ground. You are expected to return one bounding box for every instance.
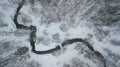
[0,0,120,67]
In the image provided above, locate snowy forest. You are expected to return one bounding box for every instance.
[0,0,120,67]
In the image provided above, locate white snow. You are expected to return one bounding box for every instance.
[0,0,120,67]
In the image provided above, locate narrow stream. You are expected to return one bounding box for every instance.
[12,0,106,67]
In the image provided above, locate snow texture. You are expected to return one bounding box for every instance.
[0,0,120,67]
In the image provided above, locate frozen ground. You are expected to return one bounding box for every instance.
[0,0,120,67]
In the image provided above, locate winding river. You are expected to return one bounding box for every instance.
[13,0,106,67]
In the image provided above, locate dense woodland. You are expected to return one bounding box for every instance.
[0,0,120,67]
